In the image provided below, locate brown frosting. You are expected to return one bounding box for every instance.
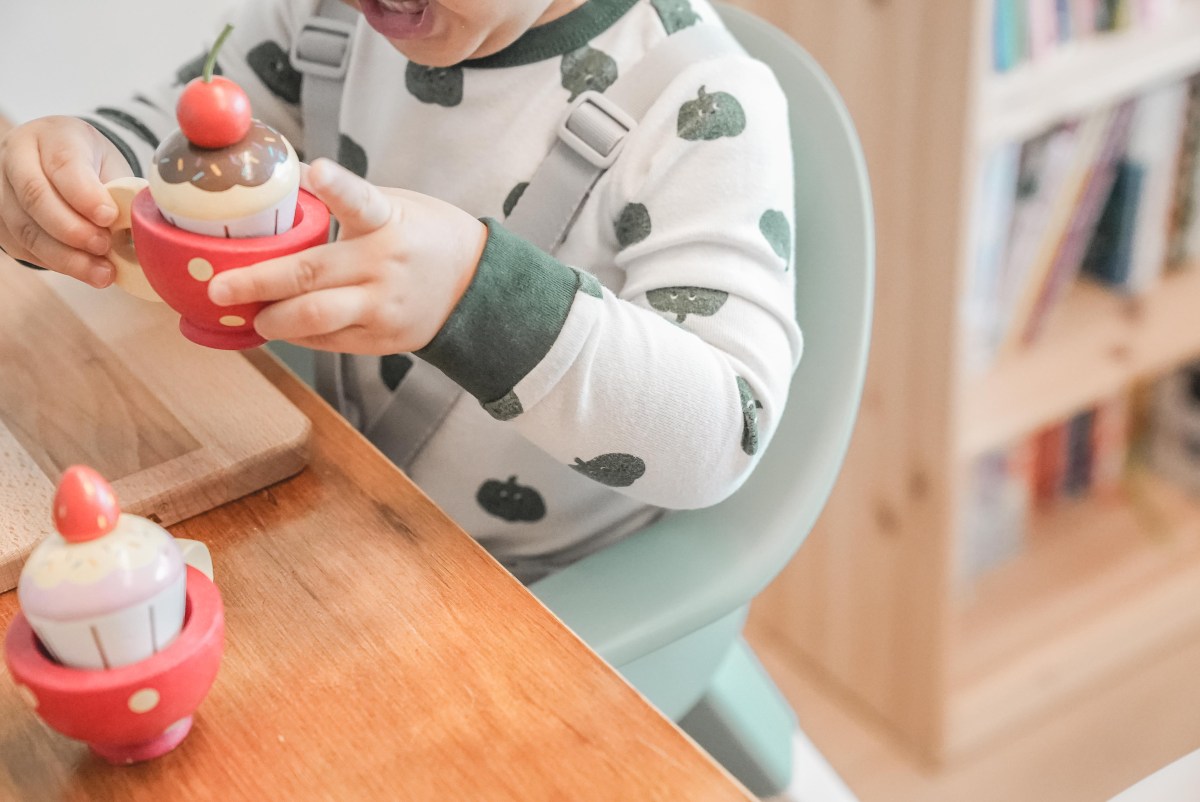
[153,120,290,192]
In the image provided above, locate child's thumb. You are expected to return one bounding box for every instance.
[305,158,393,239]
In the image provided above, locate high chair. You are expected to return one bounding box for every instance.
[527,4,875,797]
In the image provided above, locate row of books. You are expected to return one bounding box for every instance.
[962,74,1200,375]
[958,393,1130,580]
[993,0,1179,72]
[960,361,1200,581]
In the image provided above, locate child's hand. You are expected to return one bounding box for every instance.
[0,116,130,287]
[208,158,487,354]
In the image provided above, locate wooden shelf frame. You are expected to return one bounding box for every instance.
[961,265,1200,460]
[748,0,1200,766]
[948,472,1200,758]
[979,0,1200,148]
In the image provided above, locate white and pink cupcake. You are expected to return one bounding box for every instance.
[17,466,186,670]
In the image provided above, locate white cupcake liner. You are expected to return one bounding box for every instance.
[160,186,300,239]
[26,573,187,670]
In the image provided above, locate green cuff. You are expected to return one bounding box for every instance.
[417,218,581,407]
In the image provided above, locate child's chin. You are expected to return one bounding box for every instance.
[385,39,472,68]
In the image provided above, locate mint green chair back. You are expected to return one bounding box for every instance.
[530,4,874,795]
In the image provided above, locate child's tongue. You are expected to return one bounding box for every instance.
[364,0,433,38]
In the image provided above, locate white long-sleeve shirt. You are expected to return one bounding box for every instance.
[84,0,801,581]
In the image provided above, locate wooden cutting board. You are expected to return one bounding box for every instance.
[0,262,311,592]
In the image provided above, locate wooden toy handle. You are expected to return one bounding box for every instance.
[103,177,163,303]
[174,538,214,582]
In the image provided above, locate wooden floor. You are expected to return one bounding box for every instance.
[744,608,1200,802]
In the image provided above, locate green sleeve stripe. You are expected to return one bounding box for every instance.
[94,107,160,148]
[417,218,580,406]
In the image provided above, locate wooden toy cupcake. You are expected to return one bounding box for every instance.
[5,466,225,764]
[147,24,301,238]
[16,466,186,670]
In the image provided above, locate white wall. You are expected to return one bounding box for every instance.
[0,1,242,123]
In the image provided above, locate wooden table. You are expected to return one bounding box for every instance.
[0,350,753,801]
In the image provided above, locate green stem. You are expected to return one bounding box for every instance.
[203,24,235,83]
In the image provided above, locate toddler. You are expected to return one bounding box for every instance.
[0,0,800,583]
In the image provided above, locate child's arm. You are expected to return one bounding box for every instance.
[212,51,799,511]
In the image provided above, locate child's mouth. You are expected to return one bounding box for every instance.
[360,0,434,40]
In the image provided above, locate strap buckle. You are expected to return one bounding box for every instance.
[557,91,637,170]
[289,16,356,80]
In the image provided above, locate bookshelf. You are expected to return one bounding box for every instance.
[963,263,1200,458]
[737,0,1200,763]
[981,1,1200,147]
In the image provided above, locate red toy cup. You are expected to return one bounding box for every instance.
[5,566,224,764]
[104,178,331,350]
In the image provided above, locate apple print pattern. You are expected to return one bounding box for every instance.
[67,1,800,573]
[571,454,646,488]
[678,86,747,141]
[406,63,465,107]
[477,477,547,523]
[504,182,529,218]
[338,134,369,178]
[484,390,524,422]
[380,354,414,391]
[759,209,792,268]
[737,376,762,455]
[647,287,729,323]
[615,203,652,249]
[246,40,303,105]
[651,0,701,34]
[561,46,619,102]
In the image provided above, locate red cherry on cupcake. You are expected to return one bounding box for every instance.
[176,24,251,149]
[53,465,121,543]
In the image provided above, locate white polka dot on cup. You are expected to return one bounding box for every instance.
[128,688,160,713]
[219,315,246,327]
[187,258,214,282]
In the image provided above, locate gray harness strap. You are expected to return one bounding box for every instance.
[289,12,742,466]
[506,23,743,252]
[290,0,358,166]
[291,0,363,424]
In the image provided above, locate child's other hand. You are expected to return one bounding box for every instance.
[0,116,130,287]
[208,158,487,354]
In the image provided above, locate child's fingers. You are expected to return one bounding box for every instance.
[0,178,113,287]
[282,329,363,354]
[3,155,112,257]
[284,326,395,355]
[208,243,371,306]
[41,132,120,228]
[253,286,372,342]
[306,158,393,239]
